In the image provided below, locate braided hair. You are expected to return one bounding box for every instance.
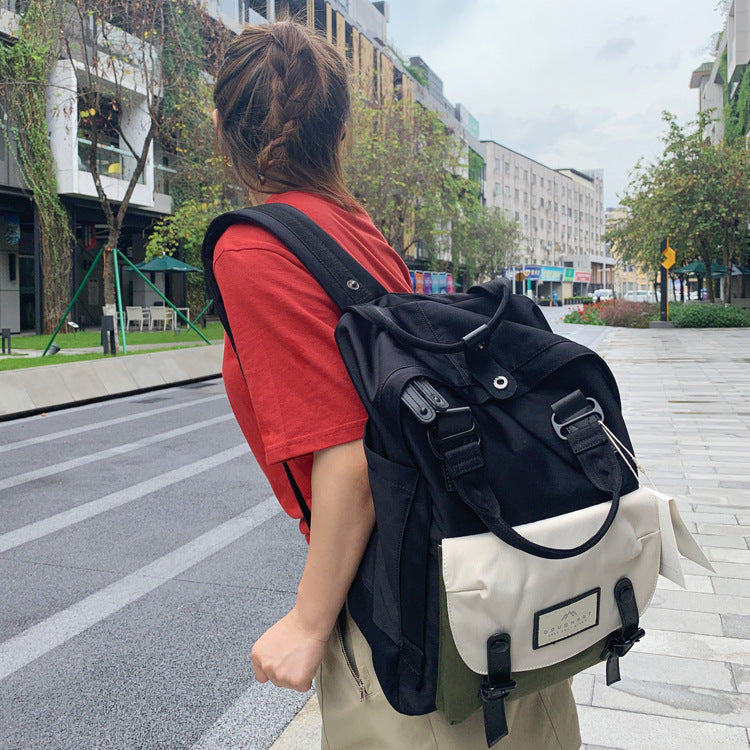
[214,21,357,209]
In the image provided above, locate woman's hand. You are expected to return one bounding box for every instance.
[251,607,330,692]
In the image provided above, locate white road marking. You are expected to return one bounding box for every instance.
[0,497,281,682]
[0,444,250,553]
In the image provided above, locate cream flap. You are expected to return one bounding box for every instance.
[441,487,662,674]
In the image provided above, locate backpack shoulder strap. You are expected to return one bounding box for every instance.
[202,202,387,311]
[201,202,389,532]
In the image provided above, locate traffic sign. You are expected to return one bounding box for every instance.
[515,271,526,282]
[661,238,676,270]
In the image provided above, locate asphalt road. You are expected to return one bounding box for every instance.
[0,314,610,750]
[0,381,310,750]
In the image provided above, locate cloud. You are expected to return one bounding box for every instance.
[596,37,636,61]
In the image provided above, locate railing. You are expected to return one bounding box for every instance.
[154,163,177,195]
[77,138,146,185]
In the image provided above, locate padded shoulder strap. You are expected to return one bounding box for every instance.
[202,203,387,311]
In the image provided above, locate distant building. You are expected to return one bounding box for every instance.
[483,140,609,298]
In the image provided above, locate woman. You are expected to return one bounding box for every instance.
[210,20,580,750]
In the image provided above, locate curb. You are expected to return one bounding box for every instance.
[0,343,224,420]
[268,695,321,750]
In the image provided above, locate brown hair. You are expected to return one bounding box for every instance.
[214,21,357,209]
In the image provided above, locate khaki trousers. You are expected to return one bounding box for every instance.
[316,607,581,750]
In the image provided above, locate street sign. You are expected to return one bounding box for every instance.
[515,271,526,282]
[661,238,676,270]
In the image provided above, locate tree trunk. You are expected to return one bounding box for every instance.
[103,229,121,307]
[700,244,715,303]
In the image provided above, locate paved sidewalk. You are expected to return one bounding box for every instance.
[270,326,750,750]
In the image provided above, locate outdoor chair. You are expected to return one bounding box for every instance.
[125,306,145,332]
[149,305,170,331]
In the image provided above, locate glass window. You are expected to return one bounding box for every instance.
[504,185,511,198]
[505,162,510,175]
[514,189,520,200]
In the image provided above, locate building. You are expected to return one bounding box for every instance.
[690,0,750,145]
[483,140,609,299]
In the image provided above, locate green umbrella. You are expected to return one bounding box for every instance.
[673,260,726,276]
[132,255,201,273]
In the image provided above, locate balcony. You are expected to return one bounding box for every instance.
[77,138,146,185]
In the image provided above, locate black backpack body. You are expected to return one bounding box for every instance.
[203,203,639,741]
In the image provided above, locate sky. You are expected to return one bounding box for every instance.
[385,0,724,207]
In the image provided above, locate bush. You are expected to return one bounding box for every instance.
[598,300,657,329]
[562,302,605,325]
[670,302,750,328]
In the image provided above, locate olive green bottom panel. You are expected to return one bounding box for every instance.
[436,554,608,725]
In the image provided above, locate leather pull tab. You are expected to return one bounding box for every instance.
[606,654,622,686]
[480,632,516,746]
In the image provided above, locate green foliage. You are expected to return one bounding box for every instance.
[724,64,750,145]
[404,64,427,87]
[146,191,233,311]
[608,112,750,304]
[345,97,468,258]
[452,204,521,283]
[670,303,750,327]
[0,0,74,332]
[563,302,606,325]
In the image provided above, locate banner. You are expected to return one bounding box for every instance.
[423,271,433,294]
[523,265,541,281]
[446,273,455,294]
[574,270,591,283]
[540,266,564,282]
[563,267,576,282]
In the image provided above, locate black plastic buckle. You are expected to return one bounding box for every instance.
[428,408,480,458]
[551,397,604,440]
[479,679,517,703]
[601,627,645,661]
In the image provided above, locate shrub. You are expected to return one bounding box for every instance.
[598,300,657,329]
[563,302,605,325]
[670,302,750,328]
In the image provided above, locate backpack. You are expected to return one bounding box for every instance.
[202,203,712,747]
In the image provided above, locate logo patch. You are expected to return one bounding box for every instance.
[533,588,601,649]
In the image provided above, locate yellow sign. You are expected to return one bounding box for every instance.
[515,271,527,282]
[662,239,676,270]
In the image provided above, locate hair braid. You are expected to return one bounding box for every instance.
[214,20,356,209]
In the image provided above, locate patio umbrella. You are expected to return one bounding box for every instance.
[672,260,726,276]
[132,255,201,273]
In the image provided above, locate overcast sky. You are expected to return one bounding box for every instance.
[385,0,724,207]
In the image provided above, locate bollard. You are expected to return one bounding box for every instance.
[1,328,10,355]
[101,315,116,356]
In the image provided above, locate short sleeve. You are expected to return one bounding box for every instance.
[214,238,368,465]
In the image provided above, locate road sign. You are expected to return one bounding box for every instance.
[661,238,676,270]
[515,271,526,282]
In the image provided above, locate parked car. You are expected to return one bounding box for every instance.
[624,290,657,303]
[592,289,614,302]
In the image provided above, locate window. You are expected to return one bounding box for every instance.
[523,170,528,182]
[540,218,544,229]
[554,202,558,212]
[514,166,519,179]
[531,173,536,186]
[523,214,528,227]
[514,211,520,221]
[514,189,520,200]
[568,208,572,217]
[532,217,537,229]
[505,162,510,175]
[540,197,544,208]
[524,192,528,203]
[504,185,511,198]
[531,195,537,207]
[494,181,501,195]
[495,158,500,171]
[540,177,545,188]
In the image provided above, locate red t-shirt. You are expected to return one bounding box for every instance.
[214,191,412,540]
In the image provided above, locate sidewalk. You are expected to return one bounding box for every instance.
[271,325,750,750]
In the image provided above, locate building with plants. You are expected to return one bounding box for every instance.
[690,0,750,146]
[1,0,490,334]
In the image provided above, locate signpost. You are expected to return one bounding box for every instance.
[660,238,676,322]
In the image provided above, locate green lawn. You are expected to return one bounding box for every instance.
[11,322,226,350]
[0,345,215,371]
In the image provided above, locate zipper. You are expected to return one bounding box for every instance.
[335,621,367,701]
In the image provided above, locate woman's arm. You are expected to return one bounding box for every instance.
[250,439,375,691]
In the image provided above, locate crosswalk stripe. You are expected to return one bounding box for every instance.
[0,444,250,553]
[0,414,235,492]
[0,394,228,454]
[0,497,281,682]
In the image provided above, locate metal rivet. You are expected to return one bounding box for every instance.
[347,279,360,290]
[493,376,509,390]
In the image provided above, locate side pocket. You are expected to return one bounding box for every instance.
[363,437,421,646]
[335,611,368,701]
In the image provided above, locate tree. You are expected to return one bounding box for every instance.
[56,0,229,309]
[345,96,468,260]
[0,0,74,332]
[452,203,522,284]
[607,112,750,303]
